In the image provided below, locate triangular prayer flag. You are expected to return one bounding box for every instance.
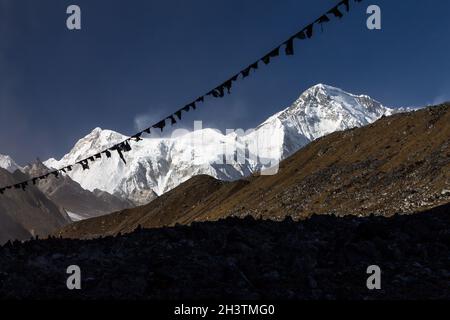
[295,30,306,40]
[211,87,225,98]
[242,61,258,78]
[78,160,89,170]
[340,0,350,12]
[153,120,166,132]
[118,150,126,163]
[175,109,183,120]
[111,145,127,164]
[262,47,279,65]
[223,79,233,94]
[285,38,294,56]
[304,24,314,38]
[167,115,177,126]
[123,141,132,152]
[316,14,331,32]
[218,86,225,97]
[241,67,251,78]
[328,5,343,18]
[316,14,331,24]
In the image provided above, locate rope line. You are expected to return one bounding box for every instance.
[0,0,363,194]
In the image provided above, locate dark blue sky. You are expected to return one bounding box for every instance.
[1,0,449,164]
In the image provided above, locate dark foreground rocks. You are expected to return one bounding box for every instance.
[1,202,450,300]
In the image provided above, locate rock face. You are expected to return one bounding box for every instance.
[1,203,450,300]
[0,168,70,244]
[56,103,449,240]
[44,84,402,205]
[23,161,133,221]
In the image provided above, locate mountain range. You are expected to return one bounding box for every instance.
[0,84,420,242]
[56,103,450,239]
[43,84,406,207]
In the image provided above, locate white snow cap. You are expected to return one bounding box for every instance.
[44,84,412,204]
[0,154,22,173]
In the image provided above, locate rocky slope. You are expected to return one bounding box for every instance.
[0,168,70,244]
[23,161,132,220]
[45,84,401,205]
[56,103,450,239]
[2,203,450,300]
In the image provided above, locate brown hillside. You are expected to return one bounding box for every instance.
[57,104,450,239]
[57,175,226,238]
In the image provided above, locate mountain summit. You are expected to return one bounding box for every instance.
[249,83,395,159]
[0,154,22,173]
[45,84,404,205]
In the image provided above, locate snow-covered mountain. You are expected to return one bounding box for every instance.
[45,84,406,205]
[45,128,260,204]
[0,154,22,173]
[252,84,399,159]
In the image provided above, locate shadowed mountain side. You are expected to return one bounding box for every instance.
[56,104,450,239]
[25,161,133,220]
[0,169,70,244]
[0,210,30,245]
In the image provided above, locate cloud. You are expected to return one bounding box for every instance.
[134,113,158,132]
[133,108,177,138]
[132,96,255,141]
[200,97,251,131]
